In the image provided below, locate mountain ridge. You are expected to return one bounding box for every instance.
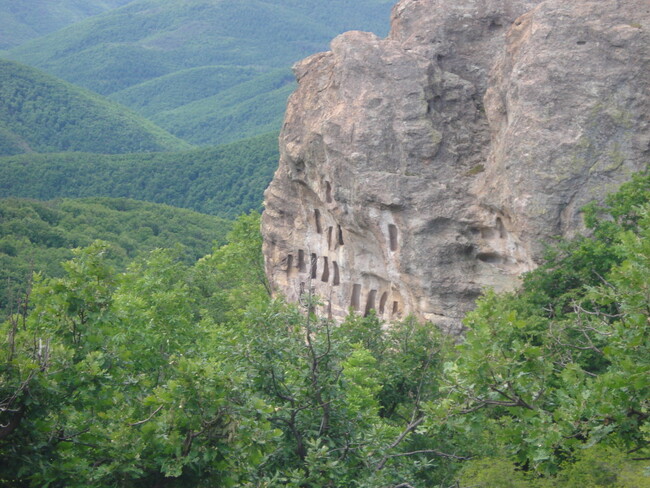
[0,58,190,155]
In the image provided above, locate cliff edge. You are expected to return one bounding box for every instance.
[262,0,650,332]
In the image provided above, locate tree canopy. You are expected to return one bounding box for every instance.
[1,172,649,486]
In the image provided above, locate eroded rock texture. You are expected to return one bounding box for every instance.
[262,0,650,332]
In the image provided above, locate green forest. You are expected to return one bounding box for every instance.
[4,0,394,145]
[0,197,231,321]
[0,131,279,218]
[0,59,189,156]
[2,169,648,486]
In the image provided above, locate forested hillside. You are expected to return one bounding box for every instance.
[0,197,231,320]
[6,0,394,144]
[146,69,295,145]
[0,132,278,218]
[0,0,134,49]
[1,166,647,486]
[0,59,190,156]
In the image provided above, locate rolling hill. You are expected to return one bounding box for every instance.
[0,0,135,49]
[0,132,279,218]
[7,0,394,145]
[0,58,191,155]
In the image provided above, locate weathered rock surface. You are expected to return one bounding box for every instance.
[262,0,650,332]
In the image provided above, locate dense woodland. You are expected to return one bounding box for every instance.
[0,197,231,321]
[0,59,189,156]
[1,171,648,487]
[0,132,279,218]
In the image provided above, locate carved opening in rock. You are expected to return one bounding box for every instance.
[388,224,398,251]
[488,19,502,31]
[321,257,329,282]
[293,158,305,173]
[325,181,333,203]
[477,252,503,264]
[311,253,317,279]
[364,289,377,316]
[379,292,388,315]
[496,217,506,239]
[327,226,333,250]
[298,250,306,272]
[577,40,586,45]
[314,209,322,234]
[338,225,344,246]
[286,254,293,275]
[332,261,340,286]
[351,284,361,311]
[392,301,399,316]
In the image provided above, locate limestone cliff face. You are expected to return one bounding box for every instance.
[262,0,650,332]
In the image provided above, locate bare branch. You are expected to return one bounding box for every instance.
[128,405,164,427]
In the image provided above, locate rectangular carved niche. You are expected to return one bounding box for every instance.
[286,254,293,275]
[325,181,333,203]
[364,289,377,317]
[332,261,340,286]
[388,224,398,251]
[327,226,333,250]
[337,225,344,246]
[321,257,329,282]
[310,253,317,279]
[379,292,388,315]
[350,284,361,311]
[314,209,322,234]
[298,249,306,272]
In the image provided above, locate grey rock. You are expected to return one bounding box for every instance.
[262,0,650,332]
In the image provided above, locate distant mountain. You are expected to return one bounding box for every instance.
[0,0,135,49]
[149,69,295,145]
[7,0,394,145]
[0,132,279,218]
[0,58,191,156]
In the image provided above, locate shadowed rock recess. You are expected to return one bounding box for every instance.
[262,0,650,333]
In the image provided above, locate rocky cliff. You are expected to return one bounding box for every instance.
[262,0,650,332]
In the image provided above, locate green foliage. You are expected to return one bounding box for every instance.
[522,170,650,317]
[2,175,649,486]
[0,197,231,320]
[109,65,266,118]
[149,69,295,146]
[0,242,276,486]
[6,0,393,144]
[459,446,648,488]
[427,171,650,483]
[0,58,190,156]
[0,132,279,218]
[191,211,271,323]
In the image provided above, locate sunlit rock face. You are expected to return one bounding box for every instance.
[262,0,650,333]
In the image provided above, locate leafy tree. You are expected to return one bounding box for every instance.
[427,172,650,483]
[0,197,231,321]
